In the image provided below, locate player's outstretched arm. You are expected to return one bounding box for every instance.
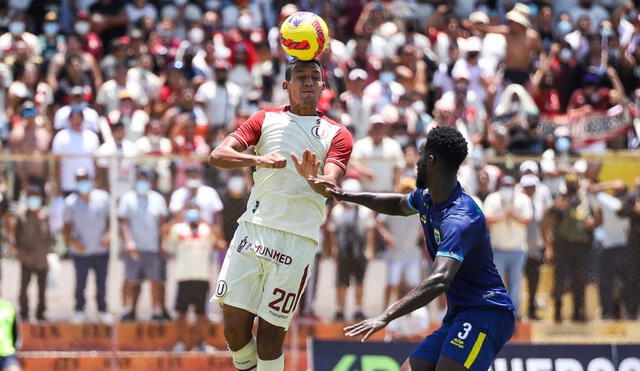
[307,177,417,216]
[344,256,461,341]
[209,136,287,169]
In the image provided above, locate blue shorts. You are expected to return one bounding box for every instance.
[0,354,19,369]
[410,307,515,370]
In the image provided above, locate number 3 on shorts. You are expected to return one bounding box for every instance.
[458,322,472,339]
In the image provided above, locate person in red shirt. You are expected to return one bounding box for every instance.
[531,50,562,115]
[568,69,624,114]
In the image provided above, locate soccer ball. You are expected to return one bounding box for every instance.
[279,11,329,61]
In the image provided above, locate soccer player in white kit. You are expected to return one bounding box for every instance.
[209,59,352,371]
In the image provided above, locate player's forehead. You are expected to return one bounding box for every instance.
[291,61,322,75]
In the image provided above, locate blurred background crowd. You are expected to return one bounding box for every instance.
[0,0,640,348]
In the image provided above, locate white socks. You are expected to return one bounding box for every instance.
[230,337,257,371]
[258,354,284,371]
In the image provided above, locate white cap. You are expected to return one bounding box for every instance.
[469,11,489,25]
[452,66,471,81]
[513,3,531,16]
[520,174,540,187]
[348,68,368,81]
[464,36,482,53]
[506,10,530,28]
[342,178,362,193]
[369,114,386,125]
[519,160,539,175]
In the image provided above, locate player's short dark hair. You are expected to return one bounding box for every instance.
[285,59,323,81]
[421,125,468,171]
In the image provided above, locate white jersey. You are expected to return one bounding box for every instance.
[230,106,352,242]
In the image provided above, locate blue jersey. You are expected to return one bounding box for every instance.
[407,183,514,320]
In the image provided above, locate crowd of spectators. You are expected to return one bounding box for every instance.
[1,0,640,347]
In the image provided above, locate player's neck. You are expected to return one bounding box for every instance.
[289,104,317,116]
[429,175,458,205]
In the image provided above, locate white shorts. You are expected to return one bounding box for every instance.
[211,222,317,329]
[387,257,422,287]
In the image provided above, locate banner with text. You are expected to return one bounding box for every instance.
[309,340,640,371]
[539,105,633,148]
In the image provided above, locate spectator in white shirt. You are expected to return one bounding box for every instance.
[125,0,158,28]
[483,175,533,316]
[519,174,552,320]
[195,60,242,133]
[169,165,223,228]
[51,107,100,196]
[167,207,219,352]
[340,68,371,140]
[95,121,138,199]
[127,53,161,103]
[103,90,150,143]
[96,61,147,115]
[591,181,632,319]
[351,115,405,192]
[53,86,100,133]
[570,0,609,33]
[565,16,592,61]
[363,59,406,115]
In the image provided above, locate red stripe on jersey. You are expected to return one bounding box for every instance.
[291,265,309,314]
[322,115,353,171]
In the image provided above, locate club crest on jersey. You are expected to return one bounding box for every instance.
[434,229,442,245]
[311,119,327,139]
[237,236,249,252]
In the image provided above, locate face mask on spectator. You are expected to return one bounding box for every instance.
[44,22,59,36]
[136,180,150,195]
[185,209,200,224]
[9,21,25,35]
[379,71,395,84]
[77,180,93,194]
[187,178,202,189]
[499,186,514,199]
[559,48,572,62]
[557,21,572,36]
[75,21,90,35]
[189,27,204,44]
[27,195,42,211]
[601,27,613,39]
[555,136,571,153]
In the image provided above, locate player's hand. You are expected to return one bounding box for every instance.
[257,153,287,168]
[72,239,85,253]
[100,234,110,249]
[126,241,139,260]
[307,177,342,198]
[544,247,554,263]
[291,149,321,180]
[344,314,389,342]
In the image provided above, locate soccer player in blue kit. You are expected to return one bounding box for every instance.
[306,125,515,370]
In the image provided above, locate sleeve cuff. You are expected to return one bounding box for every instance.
[406,193,419,212]
[325,158,347,171]
[436,251,464,262]
[229,133,249,149]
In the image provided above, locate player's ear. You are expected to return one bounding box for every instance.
[321,81,326,90]
[282,81,288,91]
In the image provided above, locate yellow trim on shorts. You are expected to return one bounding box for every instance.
[463,332,486,369]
